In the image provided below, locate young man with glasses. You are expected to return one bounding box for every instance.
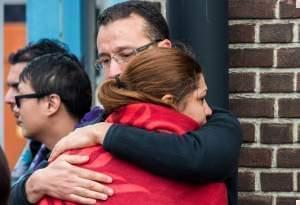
[9,52,95,204]
[21,1,242,205]
[4,39,71,185]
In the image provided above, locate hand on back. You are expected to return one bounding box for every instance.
[27,154,114,204]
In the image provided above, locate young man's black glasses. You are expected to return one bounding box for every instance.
[15,93,49,108]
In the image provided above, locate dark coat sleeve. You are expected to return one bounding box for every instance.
[9,173,33,205]
[103,107,242,182]
[9,160,48,205]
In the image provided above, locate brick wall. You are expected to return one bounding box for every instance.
[229,0,300,204]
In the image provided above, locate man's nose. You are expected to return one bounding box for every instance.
[4,88,16,105]
[11,103,20,119]
[12,103,20,114]
[107,60,123,79]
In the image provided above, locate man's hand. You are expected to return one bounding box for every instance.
[25,154,113,204]
[49,123,112,162]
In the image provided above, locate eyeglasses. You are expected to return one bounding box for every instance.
[15,93,49,108]
[95,39,162,71]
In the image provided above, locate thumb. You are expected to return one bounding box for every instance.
[49,141,69,162]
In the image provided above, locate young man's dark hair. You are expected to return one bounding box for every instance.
[0,147,10,205]
[19,53,92,120]
[8,39,72,185]
[9,52,94,205]
[9,39,69,65]
[98,0,169,41]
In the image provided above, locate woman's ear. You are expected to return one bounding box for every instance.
[161,94,175,105]
[157,39,172,48]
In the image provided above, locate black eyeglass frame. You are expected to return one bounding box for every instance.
[15,93,50,108]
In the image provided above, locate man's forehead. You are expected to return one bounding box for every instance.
[97,14,150,54]
[7,62,28,82]
[10,62,27,71]
[99,13,147,34]
[18,80,32,92]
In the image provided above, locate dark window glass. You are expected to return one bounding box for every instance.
[4,4,26,23]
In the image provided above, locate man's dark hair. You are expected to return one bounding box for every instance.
[19,53,92,120]
[9,38,68,65]
[98,1,169,41]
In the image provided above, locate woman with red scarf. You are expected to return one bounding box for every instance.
[39,47,227,205]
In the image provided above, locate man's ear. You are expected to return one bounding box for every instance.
[161,94,175,105]
[45,94,61,116]
[157,39,172,48]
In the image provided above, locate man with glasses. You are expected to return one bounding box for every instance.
[9,52,97,204]
[21,1,242,205]
[95,39,162,76]
[5,39,71,185]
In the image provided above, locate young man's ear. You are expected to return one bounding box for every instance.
[45,94,62,116]
[161,94,175,105]
[157,39,172,48]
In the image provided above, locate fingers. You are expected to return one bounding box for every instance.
[67,194,97,205]
[75,178,114,197]
[48,154,113,184]
[73,165,113,184]
[59,178,114,204]
[49,128,96,162]
[49,138,72,162]
[67,187,110,203]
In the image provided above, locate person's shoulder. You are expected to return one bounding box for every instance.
[77,106,106,128]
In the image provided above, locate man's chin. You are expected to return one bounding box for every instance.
[16,121,22,126]
[20,128,31,139]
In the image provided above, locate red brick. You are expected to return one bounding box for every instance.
[239,195,272,205]
[260,24,293,43]
[241,123,255,143]
[260,73,294,93]
[280,0,300,18]
[278,48,300,67]
[278,99,300,118]
[238,171,255,191]
[229,24,255,43]
[230,98,274,118]
[229,72,256,93]
[229,0,276,19]
[261,123,293,144]
[277,148,300,168]
[230,49,273,67]
[261,172,293,191]
[239,147,272,167]
[277,197,299,205]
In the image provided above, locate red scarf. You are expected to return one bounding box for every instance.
[39,103,227,205]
